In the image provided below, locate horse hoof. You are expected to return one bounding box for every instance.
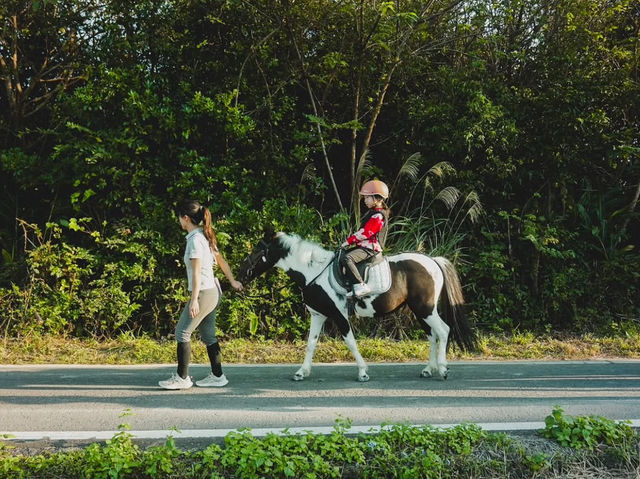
[420,370,432,378]
[358,374,370,382]
[293,373,305,381]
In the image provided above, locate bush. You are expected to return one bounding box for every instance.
[0,220,183,338]
[2,195,638,340]
[3,415,638,478]
[542,406,636,451]
[0,199,346,340]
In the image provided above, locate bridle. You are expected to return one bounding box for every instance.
[241,239,270,282]
[238,239,291,305]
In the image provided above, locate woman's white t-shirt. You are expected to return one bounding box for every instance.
[184,228,217,291]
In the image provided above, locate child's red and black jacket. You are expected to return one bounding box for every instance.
[345,207,387,253]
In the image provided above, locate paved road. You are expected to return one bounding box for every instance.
[1,360,640,442]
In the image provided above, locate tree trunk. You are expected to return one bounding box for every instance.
[622,177,640,233]
[350,74,361,216]
[352,62,400,218]
[289,29,343,210]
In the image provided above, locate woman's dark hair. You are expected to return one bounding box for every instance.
[177,200,217,251]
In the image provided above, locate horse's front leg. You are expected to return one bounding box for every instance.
[331,310,369,382]
[342,329,369,382]
[293,310,326,381]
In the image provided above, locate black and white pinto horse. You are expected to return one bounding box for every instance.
[238,232,477,382]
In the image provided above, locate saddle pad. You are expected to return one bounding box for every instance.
[329,258,392,296]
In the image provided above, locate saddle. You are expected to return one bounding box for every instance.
[329,249,392,296]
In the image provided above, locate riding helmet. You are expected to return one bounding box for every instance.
[359,180,389,199]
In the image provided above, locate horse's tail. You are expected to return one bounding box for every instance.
[432,257,477,352]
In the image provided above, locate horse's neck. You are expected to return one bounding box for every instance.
[279,237,334,282]
[296,247,334,272]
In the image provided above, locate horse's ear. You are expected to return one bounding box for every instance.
[262,224,276,241]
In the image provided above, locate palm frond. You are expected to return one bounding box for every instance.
[435,186,461,210]
[464,191,483,223]
[355,150,373,178]
[427,161,455,178]
[387,212,466,259]
[359,162,376,181]
[396,152,423,182]
[423,162,457,197]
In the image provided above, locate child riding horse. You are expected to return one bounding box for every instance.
[340,180,390,298]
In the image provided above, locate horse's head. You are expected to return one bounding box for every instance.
[238,231,289,284]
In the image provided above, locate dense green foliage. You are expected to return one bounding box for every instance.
[2,414,638,478]
[1,0,639,340]
[542,406,636,451]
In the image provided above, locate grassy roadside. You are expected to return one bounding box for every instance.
[2,332,640,364]
[2,410,639,478]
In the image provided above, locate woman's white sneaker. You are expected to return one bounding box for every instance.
[158,373,193,390]
[196,373,228,387]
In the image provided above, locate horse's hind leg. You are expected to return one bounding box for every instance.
[420,313,450,379]
[420,328,440,378]
[294,310,326,381]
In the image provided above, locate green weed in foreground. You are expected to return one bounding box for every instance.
[542,406,636,456]
[540,406,640,476]
[2,412,639,479]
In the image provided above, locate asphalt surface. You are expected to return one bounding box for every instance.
[1,360,640,446]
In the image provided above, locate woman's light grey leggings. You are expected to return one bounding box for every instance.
[175,286,220,345]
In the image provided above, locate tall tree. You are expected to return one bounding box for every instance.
[0,0,91,136]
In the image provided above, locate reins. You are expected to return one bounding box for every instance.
[306,255,335,287]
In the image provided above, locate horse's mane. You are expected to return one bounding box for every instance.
[279,233,334,267]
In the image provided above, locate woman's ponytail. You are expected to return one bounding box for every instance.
[177,199,218,252]
[202,207,218,252]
